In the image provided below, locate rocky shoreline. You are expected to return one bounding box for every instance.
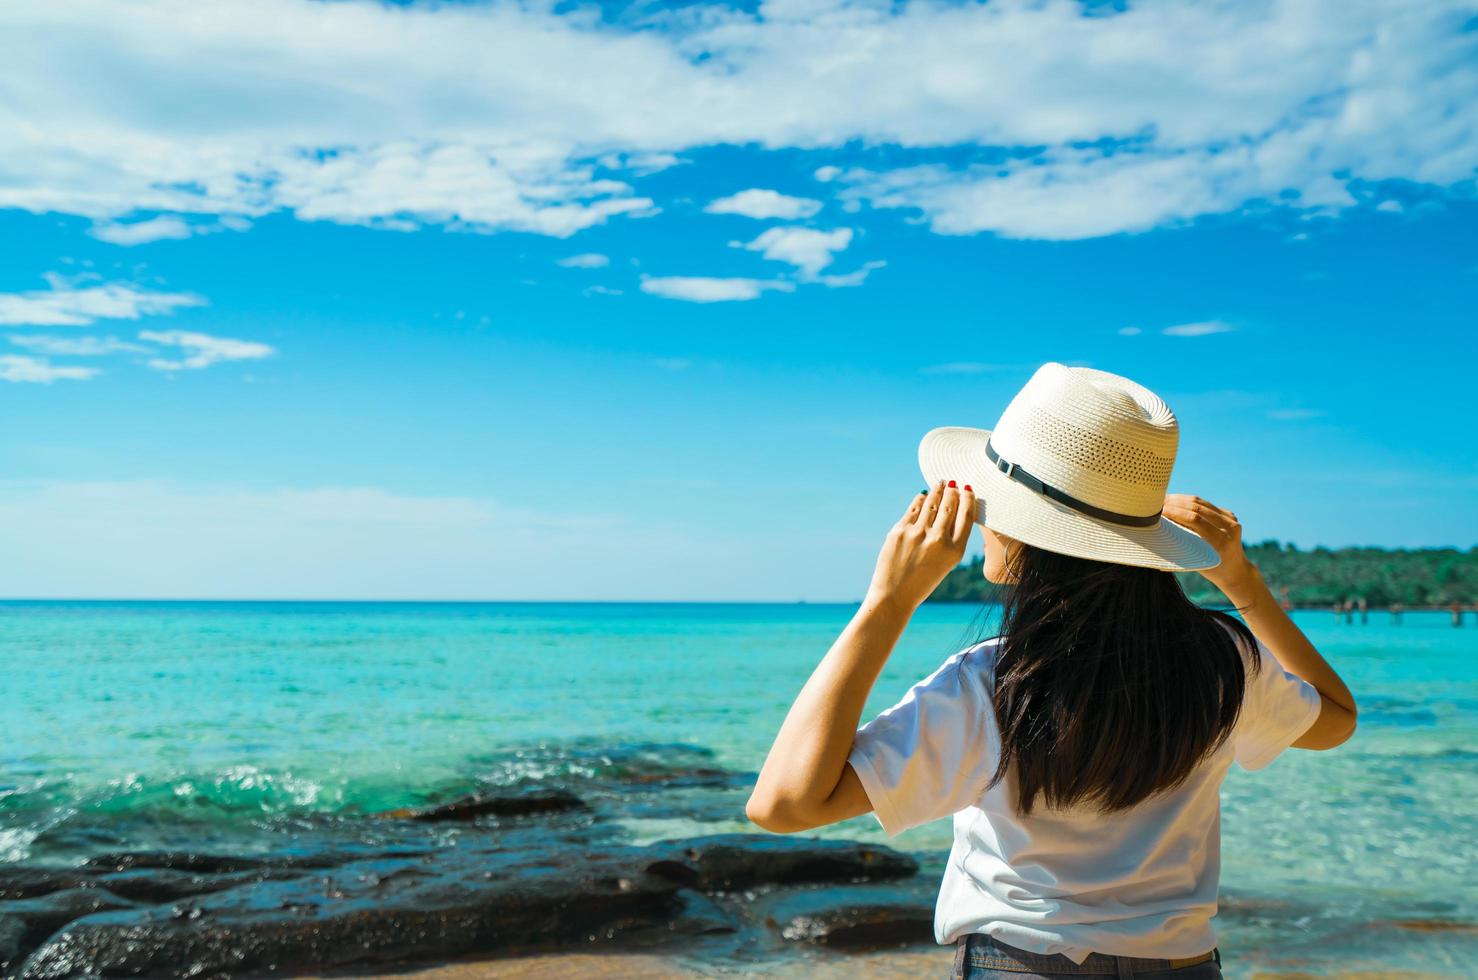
[1,758,943,979]
[6,744,1476,979]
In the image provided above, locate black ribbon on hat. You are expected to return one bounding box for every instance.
[984,437,1161,528]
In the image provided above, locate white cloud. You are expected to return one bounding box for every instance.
[815,259,886,288]
[3,328,269,381]
[8,334,146,356]
[0,0,1473,242]
[639,275,795,302]
[557,252,610,268]
[836,148,1357,240]
[87,214,252,246]
[139,330,276,370]
[88,215,194,245]
[597,151,686,176]
[814,166,842,183]
[270,143,655,237]
[1118,326,1143,336]
[0,273,205,326]
[741,226,852,277]
[0,355,100,383]
[705,189,823,220]
[1162,320,1235,337]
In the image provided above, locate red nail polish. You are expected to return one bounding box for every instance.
[947,480,957,488]
[964,485,973,492]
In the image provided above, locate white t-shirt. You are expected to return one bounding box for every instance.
[846,624,1324,963]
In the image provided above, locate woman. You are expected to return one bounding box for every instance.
[746,362,1357,979]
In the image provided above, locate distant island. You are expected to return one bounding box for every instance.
[928,540,1478,608]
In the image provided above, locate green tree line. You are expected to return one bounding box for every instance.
[928,540,1478,607]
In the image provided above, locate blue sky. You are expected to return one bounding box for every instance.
[0,0,1474,600]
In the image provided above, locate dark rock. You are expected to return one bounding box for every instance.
[79,851,344,874]
[11,833,920,978]
[673,890,741,937]
[647,834,919,890]
[617,767,745,789]
[373,789,587,822]
[643,860,701,887]
[16,848,687,978]
[0,888,138,973]
[780,902,933,948]
[584,889,741,951]
[96,868,294,904]
[79,852,274,874]
[0,869,94,902]
[0,914,26,974]
[763,884,936,949]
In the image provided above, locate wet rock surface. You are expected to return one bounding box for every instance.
[644,835,918,892]
[3,747,934,979]
[763,883,937,948]
[1,888,141,975]
[373,788,589,822]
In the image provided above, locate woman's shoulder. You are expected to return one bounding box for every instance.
[960,635,1004,659]
[954,635,1005,688]
[903,636,1003,702]
[1205,613,1260,667]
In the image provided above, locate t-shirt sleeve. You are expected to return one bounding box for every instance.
[1232,630,1325,771]
[845,641,998,838]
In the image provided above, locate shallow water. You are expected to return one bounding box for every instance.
[3,601,1475,976]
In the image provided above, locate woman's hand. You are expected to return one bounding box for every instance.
[864,480,976,612]
[750,485,972,835]
[1162,494,1260,598]
[1165,494,1357,737]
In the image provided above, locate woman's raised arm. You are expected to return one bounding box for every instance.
[1163,494,1357,750]
[746,480,976,832]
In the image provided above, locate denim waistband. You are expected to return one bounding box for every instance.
[956,932,1221,975]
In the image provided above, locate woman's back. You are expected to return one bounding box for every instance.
[847,622,1323,962]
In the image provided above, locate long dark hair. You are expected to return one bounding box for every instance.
[986,539,1262,815]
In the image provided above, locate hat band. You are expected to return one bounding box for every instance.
[985,438,1162,529]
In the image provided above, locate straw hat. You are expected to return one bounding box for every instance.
[919,361,1220,572]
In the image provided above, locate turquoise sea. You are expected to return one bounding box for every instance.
[3,601,1475,977]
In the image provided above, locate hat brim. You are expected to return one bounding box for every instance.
[920,426,1222,573]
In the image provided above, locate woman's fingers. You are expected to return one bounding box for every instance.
[1165,493,1235,524]
[1163,495,1237,544]
[869,479,976,609]
[1163,493,1253,591]
[933,483,960,534]
[950,484,976,544]
[913,479,946,527]
[1165,494,1219,522]
[1164,503,1212,532]
[901,479,975,547]
[1163,496,1213,531]
[906,478,974,549]
[901,490,927,525]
